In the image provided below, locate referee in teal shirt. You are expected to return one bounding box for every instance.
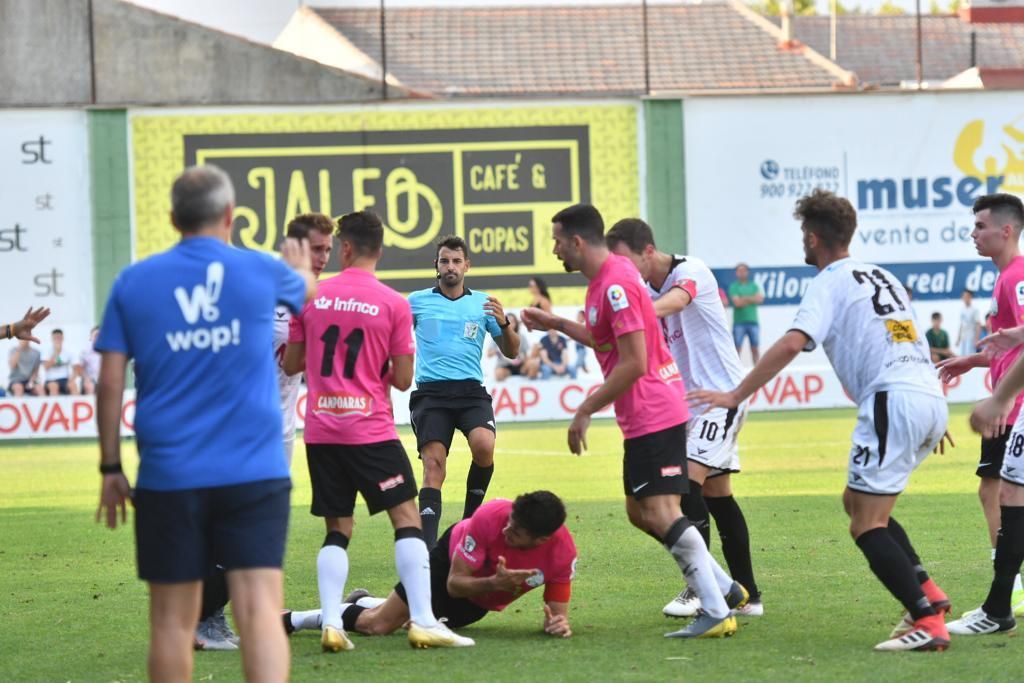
[409,235,520,549]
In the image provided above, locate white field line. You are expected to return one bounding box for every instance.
[471,440,853,457]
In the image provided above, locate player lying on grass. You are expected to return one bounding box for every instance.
[283,492,576,640]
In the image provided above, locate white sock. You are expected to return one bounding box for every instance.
[993,547,998,561]
[318,544,349,629]
[290,609,323,632]
[1015,573,1023,593]
[395,537,437,627]
[283,437,295,468]
[356,596,387,609]
[706,552,735,594]
[667,526,730,619]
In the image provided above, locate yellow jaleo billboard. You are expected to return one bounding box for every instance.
[131,105,638,302]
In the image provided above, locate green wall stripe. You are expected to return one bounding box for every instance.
[643,99,686,253]
[88,109,132,323]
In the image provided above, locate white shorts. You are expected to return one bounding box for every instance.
[847,390,947,496]
[687,405,746,476]
[999,412,1024,486]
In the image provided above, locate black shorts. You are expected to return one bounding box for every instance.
[622,423,690,499]
[46,377,70,394]
[306,441,418,517]
[409,380,495,453]
[134,477,291,583]
[394,525,489,629]
[979,431,1011,479]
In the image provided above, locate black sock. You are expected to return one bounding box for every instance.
[341,603,368,632]
[463,463,494,519]
[983,506,1024,618]
[887,517,928,584]
[681,480,711,549]
[199,564,230,622]
[419,487,443,551]
[706,495,760,600]
[855,528,935,620]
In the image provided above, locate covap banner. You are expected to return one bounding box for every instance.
[130,103,639,304]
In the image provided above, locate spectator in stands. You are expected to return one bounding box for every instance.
[489,313,537,380]
[571,310,589,376]
[75,326,101,394]
[528,277,553,313]
[926,312,954,363]
[539,328,574,380]
[8,339,42,396]
[42,328,78,396]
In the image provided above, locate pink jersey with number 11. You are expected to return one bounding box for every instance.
[289,267,414,445]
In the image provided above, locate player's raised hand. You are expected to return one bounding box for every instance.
[95,472,132,530]
[494,556,540,592]
[12,306,51,343]
[520,308,555,332]
[543,604,572,638]
[978,326,1024,356]
[568,411,590,455]
[935,355,975,383]
[281,236,312,272]
[688,389,738,410]
[970,396,1014,440]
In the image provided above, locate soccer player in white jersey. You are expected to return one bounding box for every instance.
[692,189,952,652]
[274,213,335,465]
[606,218,762,619]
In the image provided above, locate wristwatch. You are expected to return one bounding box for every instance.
[499,317,511,329]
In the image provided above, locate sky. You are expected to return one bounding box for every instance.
[127,0,924,45]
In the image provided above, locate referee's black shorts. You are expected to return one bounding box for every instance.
[409,380,495,453]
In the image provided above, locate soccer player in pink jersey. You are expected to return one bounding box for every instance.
[283,210,473,651]
[938,193,1024,621]
[283,491,576,639]
[521,204,747,640]
[941,193,1024,635]
[605,218,762,620]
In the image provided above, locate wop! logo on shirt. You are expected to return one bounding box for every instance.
[166,262,242,353]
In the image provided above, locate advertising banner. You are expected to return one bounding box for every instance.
[130,104,639,304]
[1,110,95,386]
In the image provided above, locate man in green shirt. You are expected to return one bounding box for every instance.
[926,312,953,363]
[728,263,764,363]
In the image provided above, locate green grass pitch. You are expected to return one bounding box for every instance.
[2,404,1020,682]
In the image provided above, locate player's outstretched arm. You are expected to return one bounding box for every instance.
[521,309,592,348]
[95,351,132,530]
[280,237,317,302]
[8,306,51,343]
[978,325,1024,356]
[971,338,1024,438]
[652,287,692,319]
[936,352,988,383]
[543,602,572,638]
[690,329,807,409]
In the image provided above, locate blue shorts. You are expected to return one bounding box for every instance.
[134,477,291,583]
[732,322,760,349]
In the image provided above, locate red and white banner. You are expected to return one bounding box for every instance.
[0,368,995,440]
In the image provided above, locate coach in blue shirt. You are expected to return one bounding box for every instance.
[94,165,315,681]
[408,235,520,549]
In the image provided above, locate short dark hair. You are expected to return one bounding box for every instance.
[793,189,857,250]
[336,211,383,255]
[171,165,234,233]
[511,490,566,538]
[606,218,656,253]
[931,312,942,320]
[974,193,1024,229]
[52,328,63,336]
[435,234,468,259]
[552,204,604,245]
[963,289,974,296]
[286,213,335,240]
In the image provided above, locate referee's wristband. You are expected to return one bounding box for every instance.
[99,462,123,475]
[4,324,11,339]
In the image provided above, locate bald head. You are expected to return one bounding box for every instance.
[171,165,235,233]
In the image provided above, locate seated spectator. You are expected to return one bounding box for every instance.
[528,277,553,313]
[572,310,589,376]
[75,326,101,394]
[926,312,953,363]
[8,339,42,396]
[42,328,78,396]
[488,313,537,380]
[539,329,575,379]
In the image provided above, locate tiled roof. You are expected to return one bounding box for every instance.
[310,3,849,95]
[784,14,1024,86]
